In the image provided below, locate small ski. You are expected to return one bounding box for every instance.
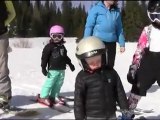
[30,98,72,113]
[134,108,154,113]
[135,116,147,120]
[58,96,74,108]
[0,106,39,117]
[118,115,147,120]
[52,103,72,113]
[117,108,143,115]
[116,107,154,115]
[58,95,74,101]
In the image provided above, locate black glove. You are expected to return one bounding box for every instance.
[69,63,75,71]
[42,68,47,76]
[127,64,137,84]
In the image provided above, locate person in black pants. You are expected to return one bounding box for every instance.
[127,0,160,112]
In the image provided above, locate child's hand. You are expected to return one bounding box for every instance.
[69,63,75,72]
[120,46,125,53]
[42,68,47,76]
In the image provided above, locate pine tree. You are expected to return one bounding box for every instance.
[140,1,150,26]
[61,1,73,36]
[30,1,43,37]
[48,1,57,32]
[123,1,146,42]
[73,4,87,38]
[56,8,62,25]
[40,1,50,36]
[12,1,33,37]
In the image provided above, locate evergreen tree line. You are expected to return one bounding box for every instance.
[9,1,150,42]
[9,1,86,38]
[122,1,150,42]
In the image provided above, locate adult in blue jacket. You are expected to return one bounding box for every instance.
[84,0,125,69]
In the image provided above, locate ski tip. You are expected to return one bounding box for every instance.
[136,116,147,120]
[15,110,40,117]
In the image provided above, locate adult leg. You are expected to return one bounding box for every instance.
[104,42,116,69]
[0,33,11,106]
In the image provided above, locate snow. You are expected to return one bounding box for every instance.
[0,37,160,119]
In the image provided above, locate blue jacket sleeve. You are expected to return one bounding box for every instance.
[116,12,125,47]
[83,7,97,38]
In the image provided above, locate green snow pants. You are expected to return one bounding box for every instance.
[0,33,11,102]
[40,70,65,99]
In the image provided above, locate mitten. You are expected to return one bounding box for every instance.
[120,110,135,120]
[42,68,47,76]
[127,64,137,84]
[69,63,75,71]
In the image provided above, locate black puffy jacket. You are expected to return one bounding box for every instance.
[74,68,129,119]
[41,42,72,70]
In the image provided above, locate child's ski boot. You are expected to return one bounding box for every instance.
[0,96,11,112]
[36,94,52,107]
[52,97,71,113]
[49,96,66,105]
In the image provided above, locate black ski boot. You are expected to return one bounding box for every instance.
[0,101,11,113]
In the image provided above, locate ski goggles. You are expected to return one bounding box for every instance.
[148,12,160,22]
[50,33,64,40]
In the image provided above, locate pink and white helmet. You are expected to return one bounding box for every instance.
[49,25,64,37]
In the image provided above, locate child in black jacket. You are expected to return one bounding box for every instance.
[37,25,75,107]
[74,36,134,120]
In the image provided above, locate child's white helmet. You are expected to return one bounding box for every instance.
[76,36,108,71]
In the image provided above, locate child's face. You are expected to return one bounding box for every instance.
[51,33,64,43]
[85,55,102,71]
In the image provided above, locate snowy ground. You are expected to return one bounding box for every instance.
[0,37,160,119]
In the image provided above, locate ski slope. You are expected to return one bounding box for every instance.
[0,37,160,119]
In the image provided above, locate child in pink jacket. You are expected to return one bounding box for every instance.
[127,0,160,111]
